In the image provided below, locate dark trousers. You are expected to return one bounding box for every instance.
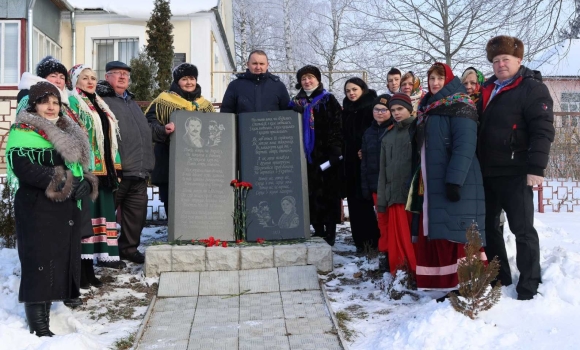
[347,196,379,249]
[483,175,541,297]
[158,183,169,219]
[115,179,149,255]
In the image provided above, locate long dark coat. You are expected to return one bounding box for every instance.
[342,90,377,198]
[414,77,485,244]
[220,70,290,114]
[10,110,98,303]
[292,86,343,224]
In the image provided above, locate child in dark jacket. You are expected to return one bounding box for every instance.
[361,94,393,267]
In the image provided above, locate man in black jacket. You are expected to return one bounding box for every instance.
[97,61,155,264]
[220,50,290,114]
[477,36,555,300]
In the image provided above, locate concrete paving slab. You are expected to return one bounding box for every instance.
[198,270,239,295]
[278,266,320,291]
[240,292,282,307]
[239,336,291,350]
[240,302,284,321]
[192,307,239,325]
[140,323,192,343]
[287,334,342,350]
[138,339,189,350]
[189,322,239,338]
[239,268,279,294]
[281,291,325,305]
[196,295,239,309]
[147,309,195,327]
[157,272,200,297]
[239,319,287,338]
[282,302,329,319]
[154,297,197,312]
[285,317,334,335]
[187,337,238,350]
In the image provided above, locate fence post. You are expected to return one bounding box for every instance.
[536,184,544,213]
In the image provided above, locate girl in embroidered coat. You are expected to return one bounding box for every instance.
[145,63,215,217]
[409,63,486,293]
[68,65,125,279]
[289,65,343,245]
[6,82,98,336]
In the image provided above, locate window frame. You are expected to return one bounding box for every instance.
[92,38,139,80]
[0,20,22,86]
[32,26,62,66]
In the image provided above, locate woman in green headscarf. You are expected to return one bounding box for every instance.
[461,67,486,104]
[6,82,98,337]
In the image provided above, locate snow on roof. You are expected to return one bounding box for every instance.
[65,0,219,19]
[528,39,580,77]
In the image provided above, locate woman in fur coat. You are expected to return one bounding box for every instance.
[289,65,343,245]
[6,82,98,336]
[342,77,380,252]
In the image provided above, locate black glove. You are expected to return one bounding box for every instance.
[329,155,342,166]
[71,178,92,200]
[446,183,461,202]
[292,104,304,114]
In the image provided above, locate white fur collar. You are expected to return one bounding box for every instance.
[19,72,70,105]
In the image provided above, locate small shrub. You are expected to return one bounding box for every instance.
[0,185,16,248]
[449,223,501,319]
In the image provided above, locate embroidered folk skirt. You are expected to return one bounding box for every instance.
[81,187,120,261]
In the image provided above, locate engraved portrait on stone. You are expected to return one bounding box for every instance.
[278,196,299,229]
[183,116,205,148]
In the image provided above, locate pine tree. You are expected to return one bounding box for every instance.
[449,223,501,319]
[146,0,174,95]
[129,50,158,102]
[0,185,16,248]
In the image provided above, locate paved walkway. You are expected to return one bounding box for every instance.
[136,266,343,350]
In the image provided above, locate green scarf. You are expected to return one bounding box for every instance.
[6,125,84,208]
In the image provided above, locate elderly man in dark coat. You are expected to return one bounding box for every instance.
[220,50,290,114]
[97,61,154,264]
[477,36,555,301]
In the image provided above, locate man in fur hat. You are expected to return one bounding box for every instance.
[477,35,555,301]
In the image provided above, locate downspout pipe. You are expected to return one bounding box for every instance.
[70,10,76,64]
[27,0,37,72]
[62,1,77,65]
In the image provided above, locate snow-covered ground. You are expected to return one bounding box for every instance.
[1,213,580,349]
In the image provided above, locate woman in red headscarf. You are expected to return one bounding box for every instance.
[408,62,486,295]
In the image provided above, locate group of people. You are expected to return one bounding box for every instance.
[9,55,215,336]
[9,34,554,337]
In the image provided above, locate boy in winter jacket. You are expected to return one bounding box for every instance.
[377,93,417,275]
[361,94,393,269]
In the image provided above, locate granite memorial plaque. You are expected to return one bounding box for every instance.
[238,111,310,241]
[168,110,236,241]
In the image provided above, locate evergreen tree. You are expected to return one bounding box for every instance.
[0,185,16,248]
[449,223,501,319]
[146,0,174,95]
[129,50,158,102]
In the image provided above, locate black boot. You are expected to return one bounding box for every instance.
[379,253,390,273]
[82,259,103,288]
[24,303,53,337]
[80,259,90,289]
[323,223,337,246]
[312,224,326,238]
[63,298,83,309]
[44,302,55,336]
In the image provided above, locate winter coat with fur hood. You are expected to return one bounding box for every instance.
[8,109,98,303]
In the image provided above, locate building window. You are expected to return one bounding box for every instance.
[0,21,21,85]
[32,27,62,68]
[561,92,580,113]
[93,38,139,79]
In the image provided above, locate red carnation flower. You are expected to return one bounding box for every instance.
[222,241,228,247]
[236,239,244,244]
[256,238,265,244]
[230,179,238,186]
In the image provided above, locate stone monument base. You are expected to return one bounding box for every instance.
[144,238,333,277]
